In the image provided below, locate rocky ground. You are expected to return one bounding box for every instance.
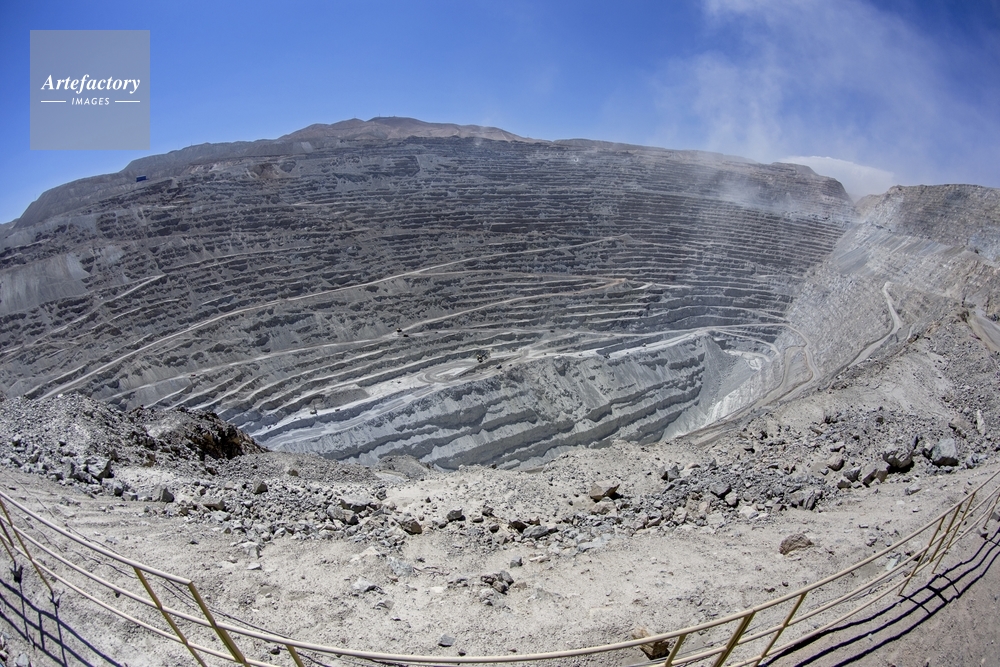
[1,310,999,666]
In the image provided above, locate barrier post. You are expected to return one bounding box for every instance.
[286,643,306,667]
[752,591,807,666]
[187,582,250,665]
[663,632,686,667]
[936,492,977,569]
[898,515,947,597]
[712,611,754,667]
[926,506,962,570]
[0,496,54,597]
[0,505,20,564]
[133,567,209,667]
[983,488,1000,532]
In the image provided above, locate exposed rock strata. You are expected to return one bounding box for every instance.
[0,118,858,467]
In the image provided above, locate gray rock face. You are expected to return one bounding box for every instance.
[882,439,915,470]
[930,438,960,467]
[856,184,1000,262]
[0,118,859,468]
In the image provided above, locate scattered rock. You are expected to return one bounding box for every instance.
[860,461,889,486]
[709,481,731,499]
[201,496,226,511]
[352,579,379,594]
[153,486,174,503]
[396,516,422,535]
[930,438,959,467]
[882,438,915,470]
[340,494,374,512]
[252,480,268,494]
[522,524,556,540]
[388,557,413,578]
[591,498,616,515]
[481,571,514,594]
[589,481,619,502]
[660,464,680,481]
[631,626,671,660]
[826,455,845,471]
[446,508,465,522]
[438,634,456,647]
[779,533,813,555]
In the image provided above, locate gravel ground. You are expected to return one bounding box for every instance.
[1,312,998,666]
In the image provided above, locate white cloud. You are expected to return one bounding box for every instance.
[647,0,1000,190]
[780,156,895,200]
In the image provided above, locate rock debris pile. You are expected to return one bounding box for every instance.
[1,320,993,561]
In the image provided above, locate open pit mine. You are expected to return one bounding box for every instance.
[2,117,998,470]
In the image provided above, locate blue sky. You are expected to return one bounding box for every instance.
[1,0,998,222]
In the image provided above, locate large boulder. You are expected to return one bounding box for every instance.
[882,438,915,470]
[779,533,813,555]
[861,461,890,486]
[631,626,672,660]
[589,481,619,502]
[929,438,959,467]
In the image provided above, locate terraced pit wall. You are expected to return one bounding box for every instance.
[0,122,858,467]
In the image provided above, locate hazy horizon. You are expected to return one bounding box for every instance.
[2,0,999,224]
